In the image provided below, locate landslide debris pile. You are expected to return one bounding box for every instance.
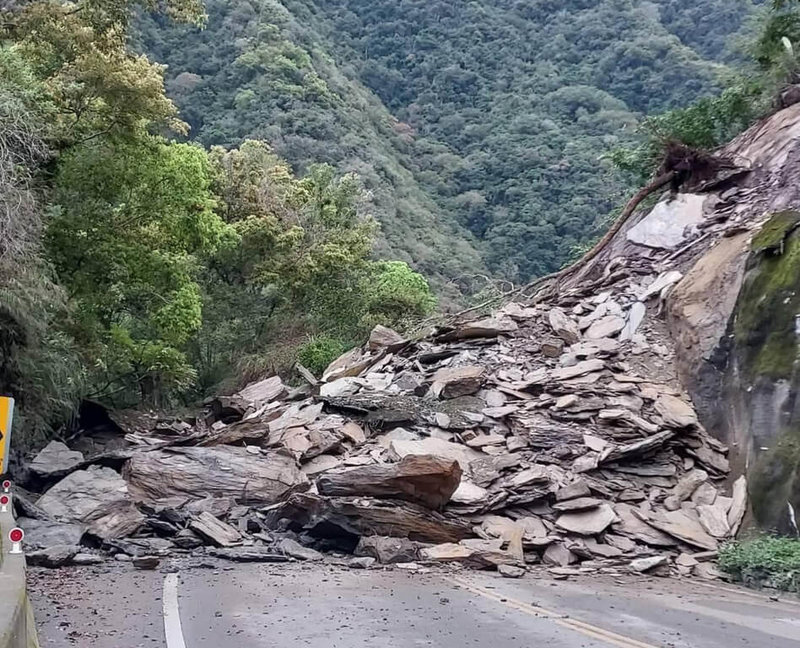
[19,304,744,577]
[34,101,800,577]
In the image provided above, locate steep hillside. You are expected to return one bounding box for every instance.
[138,0,756,286]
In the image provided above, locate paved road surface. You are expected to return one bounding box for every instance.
[29,561,800,647]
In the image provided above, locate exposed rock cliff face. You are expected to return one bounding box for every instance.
[619,104,800,535]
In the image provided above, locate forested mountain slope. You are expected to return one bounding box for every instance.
[139,0,757,285]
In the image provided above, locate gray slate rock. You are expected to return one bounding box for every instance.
[629,555,669,572]
[275,538,323,561]
[36,465,144,540]
[210,547,290,563]
[125,446,308,506]
[17,517,86,549]
[626,193,706,249]
[29,441,84,479]
[555,503,617,535]
[498,564,526,578]
[27,544,79,568]
[355,536,421,564]
[132,555,160,570]
[72,553,105,566]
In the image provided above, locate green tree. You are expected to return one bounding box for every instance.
[46,135,230,403]
[0,46,84,445]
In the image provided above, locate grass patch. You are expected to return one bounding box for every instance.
[718,537,800,592]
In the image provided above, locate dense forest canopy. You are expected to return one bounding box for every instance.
[2,0,798,447]
[138,0,758,283]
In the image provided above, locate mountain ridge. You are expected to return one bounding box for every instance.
[137,0,757,288]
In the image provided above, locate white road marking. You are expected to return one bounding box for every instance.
[163,573,188,648]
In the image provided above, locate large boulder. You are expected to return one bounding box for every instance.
[36,466,143,540]
[17,517,86,550]
[124,446,308,505]
[266,493,471,544]
[316,455,462,509]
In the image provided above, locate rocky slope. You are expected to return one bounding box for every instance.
[16,102,800,576]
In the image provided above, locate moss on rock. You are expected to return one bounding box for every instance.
[751,210,800,254]
[735,211,800,380]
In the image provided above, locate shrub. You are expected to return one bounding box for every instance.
[297,336,347,377]
[718,536,800,592]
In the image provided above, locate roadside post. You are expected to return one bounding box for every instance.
[0,494,9,513]
[8,528,23,554]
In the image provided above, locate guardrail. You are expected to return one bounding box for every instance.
[0,486,39,648]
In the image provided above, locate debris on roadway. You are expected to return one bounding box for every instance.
[16,305,742,582]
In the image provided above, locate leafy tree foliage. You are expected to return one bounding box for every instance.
[137,0,757,284]
[196,140,435,388]
[610,0,800,182]
[46,135,230,402]
[0,47,84,443]
[0,0,436,440]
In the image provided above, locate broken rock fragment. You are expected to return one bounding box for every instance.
[548,308,581,344]
[654,394,698,428]
[585,315,625,340]
[389,437,482,472]
[727,476,747,535]
[646,510,718,551]
[420,538,518,568]
[37,466,143,540]
[355,536,421,564]
[629,555,669,573]
[237,375,286,407]
[555,503,617,535]
[696,503,731,538]
[430,365,484,399]
[368,325,408,351]
[29,441,84,480]
[316,454,462,509]
[27,545,80,568]
[268,493,471,544]
[552,359,604,381]
[189,511,242,547]
[439,316,518,341]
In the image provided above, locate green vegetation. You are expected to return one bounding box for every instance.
[719,537,800,592]
[137,0,763,285]
[735,215,800,380]
[297,337,346,376]
[611,1,800,181]
[0,0,435,443]
[751,210,800,252]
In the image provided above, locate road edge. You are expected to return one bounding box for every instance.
[0,506,39,648]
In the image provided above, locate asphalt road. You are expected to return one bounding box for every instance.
[29,561,800,648]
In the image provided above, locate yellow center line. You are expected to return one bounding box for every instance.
[445,575,662,648]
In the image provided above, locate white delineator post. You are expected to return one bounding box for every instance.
[0,494,9,513]
[2,480,10,494]
[8,527,23,555]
